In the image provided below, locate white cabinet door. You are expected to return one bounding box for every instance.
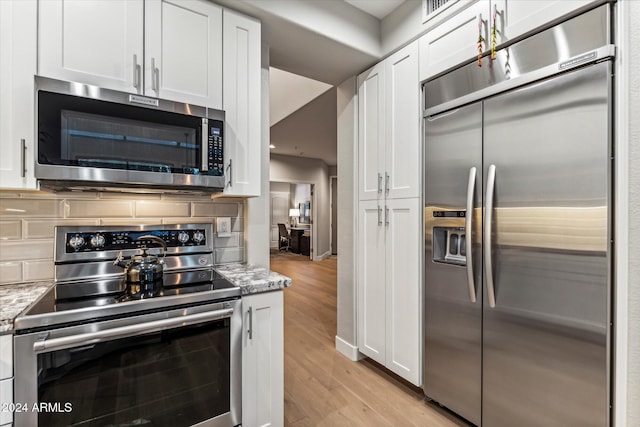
[242,291,284,427]
[357,62,385,201]
[145,0,222,108]
[419,0,488,82]
[222,9,262,197]
[385,198,422,386]
[0,378,12,425]
[385,41,420,200]
[357,200,386,364]
[0,0,37,190]
[38,0,144,93]
[492,0,595,45]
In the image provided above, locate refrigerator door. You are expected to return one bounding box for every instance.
[423,102,482,425]
[482,61,611,427]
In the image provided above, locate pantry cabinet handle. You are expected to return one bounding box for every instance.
[21,139,26,178]
[33,307,234,352]
[385,206,389,226]
[151,57,159,92]
[377,173,382,194]
[484,164,497,308]
[133,54,141,90]
[385,172,389,194]
[248,306,253,340]
[465,167,477,303]
[378,206,382,226]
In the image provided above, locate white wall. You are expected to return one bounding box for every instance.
[245,44,271,268]
[626,1,640,425]
[336,76,358,348]
[269,154,331,259]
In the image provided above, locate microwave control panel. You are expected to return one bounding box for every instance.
[207,121,224,176]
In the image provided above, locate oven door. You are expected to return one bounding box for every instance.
[14,299,241,427]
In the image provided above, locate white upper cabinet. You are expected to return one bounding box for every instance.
[222,9,262,197]
[145,0,222,108]
[385,43,420,200]
[419,0,487,82]
[357,62,385,201]
[358,41,419,201]
[38,0,144,93]
[492,0,595,45]
[38,0,223,109]
[419,0,597,82]
[0,0,37,190]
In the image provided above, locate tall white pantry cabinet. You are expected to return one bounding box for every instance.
[356,40,422,386]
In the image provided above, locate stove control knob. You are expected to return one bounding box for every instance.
[69,235,85,250]
[90,233,106,248]
[193,231,205,243]
[177,231,190,244]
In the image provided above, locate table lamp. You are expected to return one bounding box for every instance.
[289,208,300,227]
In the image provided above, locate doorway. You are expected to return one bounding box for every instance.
[269,181,314,260]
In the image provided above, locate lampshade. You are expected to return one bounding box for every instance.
[289,208,300,217]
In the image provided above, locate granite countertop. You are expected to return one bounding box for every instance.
[215,264,292,295]
[0,281,54,334]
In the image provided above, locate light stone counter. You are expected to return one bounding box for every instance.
[0,281,54,334]
[215,264,292,295]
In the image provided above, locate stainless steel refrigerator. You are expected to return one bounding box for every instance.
[422,5,612,426]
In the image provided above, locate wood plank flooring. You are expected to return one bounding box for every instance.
[270,252,469,427]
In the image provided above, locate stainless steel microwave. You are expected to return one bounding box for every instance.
[35,76,225,193]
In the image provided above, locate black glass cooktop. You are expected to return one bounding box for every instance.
[15,269,240,332]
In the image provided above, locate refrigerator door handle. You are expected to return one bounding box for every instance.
[484,164,497,308]
[465,167,477,303]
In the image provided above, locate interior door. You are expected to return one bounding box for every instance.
[482,62,611,427]
[423,102,482,426]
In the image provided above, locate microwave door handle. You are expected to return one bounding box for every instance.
[202,119,208,172]
[33,307,234,353]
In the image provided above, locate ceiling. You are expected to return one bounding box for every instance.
[214,0,409,166]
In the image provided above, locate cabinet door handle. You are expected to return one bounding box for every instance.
[377,173,382,194]
[133,54,141,91]
[151,57,159,92]
[21,139,26,178]
[385,172,389,194]
[227,159,233,187]
[248,306,253,340]
[385,206,389,226]
[377,206,382,226]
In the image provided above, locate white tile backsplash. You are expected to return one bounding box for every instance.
[0,192,245,284]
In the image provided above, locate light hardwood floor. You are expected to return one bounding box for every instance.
[270,252,468,427]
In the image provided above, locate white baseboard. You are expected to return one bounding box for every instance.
[314,250,332,261]
[335,335,364,361]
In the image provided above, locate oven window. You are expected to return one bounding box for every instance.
[38,91,203,175]
[37,319,230,426]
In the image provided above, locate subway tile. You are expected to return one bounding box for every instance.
[0,192,22,198]
[161,193,212,202]
[65,200,134,218]
[0,198,64,218]
[0,262,22,284]
[0,240,54,262]
[212,232,240,248]
[231,218,243,232]
[99,192,161,200]
[214,247,244,265]
[192,202,239,218]
[0,220,21,240]
[100,219,161,226]
[24,260,55,282]
[136,200,190,218]
[162,217,215,226]
[24,219,99,239]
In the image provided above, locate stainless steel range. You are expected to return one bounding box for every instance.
[13,224,241,427]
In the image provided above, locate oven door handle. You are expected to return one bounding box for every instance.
[33,307,234,352]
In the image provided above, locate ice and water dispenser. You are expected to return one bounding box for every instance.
[431,210,467,266]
